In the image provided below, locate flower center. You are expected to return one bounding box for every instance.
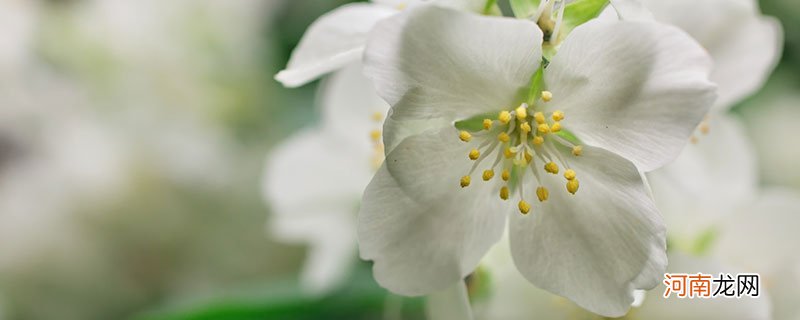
[456,91,583,215]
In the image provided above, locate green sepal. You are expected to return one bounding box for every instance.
[561,0,609,35]
[509,0,541,19]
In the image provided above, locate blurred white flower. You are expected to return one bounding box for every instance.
[275,0,490,87]
[357,5,715,316]
[740,90,800,188]
[641,0,782,112]
[263,64,389,294]
[648,112,800,319]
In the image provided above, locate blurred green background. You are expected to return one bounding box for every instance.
[0,0,797,319]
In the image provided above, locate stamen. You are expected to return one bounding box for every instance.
[537,123,550,134]
[567,179,579,194]
[469,149,481,160]
[460,175,471,188]
[500,186,509,200]
[534,112,546,124]
[370,130,382,142]
[550,122,561,132]
[501,169,510,181]
[571,146,582,156]
[536,186,549,202]
[552,110,564,121]
[542,91,553,102]
[482,169,495,181]
[459,130,472,142]
[544,162,559,174]
[515,104,528,121]
[518,200,531,214]
[550,0,566,44]
[504,147,516,159]
[520,122,532,134]
[498,111,511,124]
[532,136,544,145]
[483,119,493,130]
[498,132,511,143]
[372,112,384,122]
[564,169,576,180]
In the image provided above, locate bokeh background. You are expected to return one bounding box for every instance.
[0,0,797,319]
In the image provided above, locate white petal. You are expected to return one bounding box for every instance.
[713,188,800,275]
[642,0,782,111]
[274,3,396,87]
[426,282,474,320]
[482,234,588,319]
[263,129,372,292]
[608,0,656,21]
[364,6,542,152]
[374,0,487,12]
[509,144,666,317]
[635,253,771,320]
[647,114,757,242]
[272,212,357,295]
[358,128,509,295]
[263,129,372,217]
[546,20,716,172]
[318,63,390,145]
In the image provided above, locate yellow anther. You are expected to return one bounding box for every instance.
[370,130,382,141]
[699,122,710,135]
[459,130,472,142]
[564,169,576,180]
[372,112,384,122]
[469,149,481,160]
[572,145,583,156]
[482,169,494,181]
[542,91,553,102]
[690,136,699,144]
[515,104,528,121]
[501,169,510,181]
[396,2,407,10]
[520,122,532,134]
[534,112,546,124]
[552,110,564,121]
[483,119,493,130]
[524,151,533,164]
[504,147,516,159]
[536,186,549,202]
[498,111,511,124]
[567,179,579,194]
[537,123,550,134]
[500,186,509,200]
[460,175,471,188]
[532,136,544,145]
[550,122,561,132]
[498,132,510,143]
[544,162,559,174]
[518,200,531,214]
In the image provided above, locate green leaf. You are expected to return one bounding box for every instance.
[561,0,609,35]
[510,0,541,19]
[132,264,424,320]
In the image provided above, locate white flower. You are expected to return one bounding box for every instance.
[648,113,800,319]
[358,5,715,317]
[640,0,783,111]
[263,64,389,294]
[274,0,490,87]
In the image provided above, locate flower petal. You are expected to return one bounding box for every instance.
[509,144,666,317]
[358,128,509,295]
[263,129,372,292]
[374,0,488,12]
[635,253,771,320]
[608,0,656,21]
[364,6,542,152]
[318,63,390,146]
[426,282,474,320]
[713,188,800,275]
[274,3,396,87]
[263,129,372,217]
[647,114,757,242]
[546,19,716,172]
[643,0,782,111]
